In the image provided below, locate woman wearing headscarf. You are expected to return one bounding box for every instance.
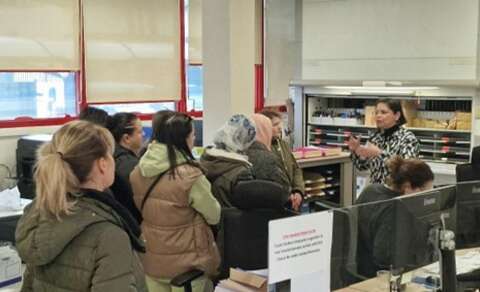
[200,114,257,207]
[246,114,290,193]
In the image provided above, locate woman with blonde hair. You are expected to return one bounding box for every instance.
[15,120,147,292]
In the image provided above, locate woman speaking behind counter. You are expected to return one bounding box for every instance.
[345,98,420,184]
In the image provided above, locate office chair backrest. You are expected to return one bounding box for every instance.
[314,204,364,290]
[456,164,480,182]
[457,146,480,182]
[230,180,290,210]
[219,208,294,279]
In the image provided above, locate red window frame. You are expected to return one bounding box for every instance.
[0,0,264,128]
[0,70,80,128]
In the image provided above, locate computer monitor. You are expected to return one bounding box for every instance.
[455,180,480,248]
[16,134,52,198]
[391,185,456,274]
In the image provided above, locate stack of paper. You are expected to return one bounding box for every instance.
[0,187,21,211]
[421,250,480,275]
[293,146,342,159]
[215,269,267,292]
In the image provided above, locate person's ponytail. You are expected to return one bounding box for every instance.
[34,144,78,219]
[33,121,114,219]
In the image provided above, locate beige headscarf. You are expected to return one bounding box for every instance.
[251,114,273,150]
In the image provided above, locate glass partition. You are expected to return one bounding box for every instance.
[325,185,457,290]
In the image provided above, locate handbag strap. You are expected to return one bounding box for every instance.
[140,170,169,211]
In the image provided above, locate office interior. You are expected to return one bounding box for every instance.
[2,0,480,291]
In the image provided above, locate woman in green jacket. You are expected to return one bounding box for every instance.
[261,110,305,211]
[15,120,147,292]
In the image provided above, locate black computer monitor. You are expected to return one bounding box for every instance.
[391,185,457,274]
[456,180,480,249]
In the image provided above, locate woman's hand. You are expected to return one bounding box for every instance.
[289,192,303,211]
[356,142,382,158]
[345,135,360,152]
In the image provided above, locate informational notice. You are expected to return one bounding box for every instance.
[268,211,333,286]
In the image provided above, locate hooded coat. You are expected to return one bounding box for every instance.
[200,148,253,207]
[15,192,147,292]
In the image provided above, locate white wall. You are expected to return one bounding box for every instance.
[265,0,302,105]
[302,0,479,81]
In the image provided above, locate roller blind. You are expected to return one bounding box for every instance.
[84,0,181,103]
[0,0,79,70]
[188,0,202,64]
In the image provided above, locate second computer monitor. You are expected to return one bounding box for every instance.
[456,180,480,249]
[391,185,457,274]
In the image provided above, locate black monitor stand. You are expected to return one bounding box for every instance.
[390,222,456,292]
[436,213,457,292]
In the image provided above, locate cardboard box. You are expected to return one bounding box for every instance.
[364,106,376,127]
[215,268,267,292]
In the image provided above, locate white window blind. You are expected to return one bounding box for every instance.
[84,0,181,103]
[188,0,202,64]
[0,0,79,70]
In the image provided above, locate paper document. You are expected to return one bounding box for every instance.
[421,250,480,275]
[0,186,21,211]
[268,210,333,286]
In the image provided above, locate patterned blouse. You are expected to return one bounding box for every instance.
[352,125,420,184]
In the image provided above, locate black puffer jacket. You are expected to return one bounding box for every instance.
[110,144,142,223]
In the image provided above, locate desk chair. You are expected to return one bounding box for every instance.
[217,179,293,279]
[219,208,294,279]
[456,146,480,182]
[456,164,480,182]
[170,270,204,292]
[312,200,366,289]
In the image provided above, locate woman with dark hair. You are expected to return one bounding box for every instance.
[356,156,434,277]
[346,98,420,184]
[261,109,304,211]
[79,106,110,127]
[107,112,144,223]
[246,114,290,192]
[109,112,144,180]
[130,112,220,292]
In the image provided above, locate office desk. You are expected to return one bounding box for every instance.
[335,248,480,292]
[335,277,424,292]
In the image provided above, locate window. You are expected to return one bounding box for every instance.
[0,72,77,120]
[187,65,203,111]
[92,102,175,115]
